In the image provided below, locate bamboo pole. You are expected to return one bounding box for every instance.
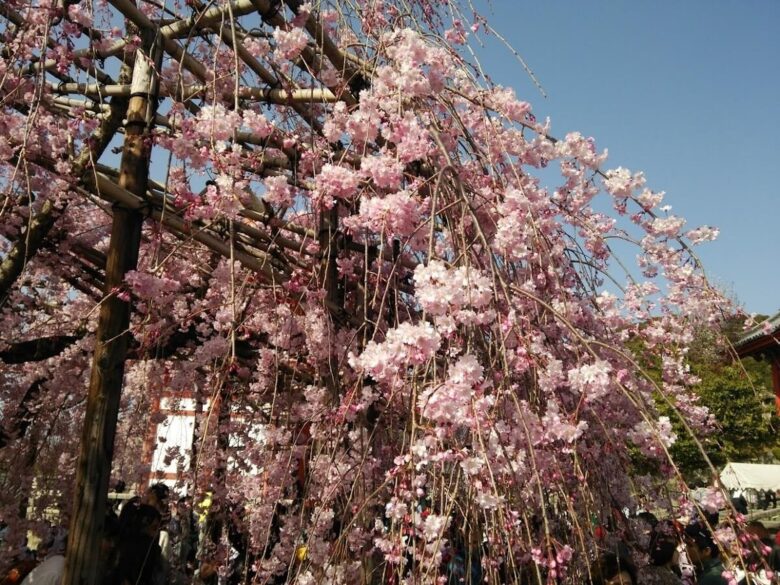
[160,0,256,38]
[62,31,163,585]
[51,81,339,103]
[109,0,208,81]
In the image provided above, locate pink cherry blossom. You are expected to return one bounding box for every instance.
[272,27,308,60]
[314,163,360,208]
[413,260,492,316]
[262,175,294,207]
[0,3,744,582]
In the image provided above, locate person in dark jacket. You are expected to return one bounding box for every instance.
[106,505,165,585]
[683,523,727,585]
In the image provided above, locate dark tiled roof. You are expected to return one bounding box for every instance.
[734,310,780,348]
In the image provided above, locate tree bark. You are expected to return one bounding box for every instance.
[62,31,162,585]
[318,205,341,308]
[0,200,59,303]
[0,335,82,364]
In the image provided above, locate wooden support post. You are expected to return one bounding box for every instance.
[62,31,162,585]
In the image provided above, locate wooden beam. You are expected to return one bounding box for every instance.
[109,0,208,81]
[52,82,339,103]
[62,32,162,585]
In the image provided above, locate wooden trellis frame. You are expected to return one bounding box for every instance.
[1,2,424,584]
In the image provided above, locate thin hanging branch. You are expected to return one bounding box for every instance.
[0,67,132,304]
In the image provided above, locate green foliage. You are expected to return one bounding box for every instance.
[669,358,777,481]
[628,319,779,483]
[696,359,775,456]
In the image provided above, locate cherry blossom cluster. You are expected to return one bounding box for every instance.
[0,0,743,582]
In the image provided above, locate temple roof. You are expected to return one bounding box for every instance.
[734,310,780,356]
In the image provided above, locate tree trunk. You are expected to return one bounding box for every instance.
[62,31,162,585]
[0,200,59,303]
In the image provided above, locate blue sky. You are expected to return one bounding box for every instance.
[470,1,779,316]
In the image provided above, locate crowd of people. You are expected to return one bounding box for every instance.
[588,512,780,585]
[2,485,780,585]
[1,483,198,585]
[731,490,778,516]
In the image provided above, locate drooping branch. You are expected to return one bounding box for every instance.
[0,200,60,303]
[0,64,131,304]
[0,2,117,86]
[87,172,284,281]
[0,335,83,364]
[0,3,739,583]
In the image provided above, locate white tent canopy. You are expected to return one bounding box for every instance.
[720,462,780,491]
